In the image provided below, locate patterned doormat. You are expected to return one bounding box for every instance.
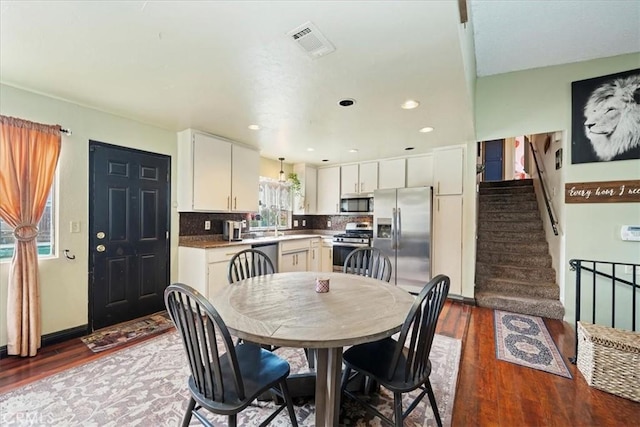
[494,310,572,379]
[80,312,173,352]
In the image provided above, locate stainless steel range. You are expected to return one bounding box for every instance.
[332,222,373,271]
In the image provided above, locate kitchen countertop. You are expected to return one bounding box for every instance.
[179,233,334,249]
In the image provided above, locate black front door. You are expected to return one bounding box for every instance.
[89,141,170,330]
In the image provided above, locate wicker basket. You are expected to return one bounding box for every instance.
[577,321,640,402]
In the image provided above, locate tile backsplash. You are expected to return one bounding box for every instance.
[179,212,373,236]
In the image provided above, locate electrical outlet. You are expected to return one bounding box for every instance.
[302,219,306,227]
[293,220,299,227]
[327,220,331,228]
[204,220,211,230]
[69,221,81,233]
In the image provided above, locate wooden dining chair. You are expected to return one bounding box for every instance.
[227,248,275,284]
[340,274,450,427]
[343,246,392,282]
[164,283,298,427]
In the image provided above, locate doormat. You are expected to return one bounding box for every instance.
[494,310,572,379]
[81,312,173,353]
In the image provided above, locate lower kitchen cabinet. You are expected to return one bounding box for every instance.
[279,239,310,273]
[321,239,333,273]
[179,245,251,298]
[309,238,321,271]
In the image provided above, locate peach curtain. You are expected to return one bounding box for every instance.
[0,115,61,357]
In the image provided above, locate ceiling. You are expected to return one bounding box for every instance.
[1,1,638,166]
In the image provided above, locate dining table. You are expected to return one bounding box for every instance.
[209,271,415,427]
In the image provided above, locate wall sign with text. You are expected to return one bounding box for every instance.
[565,180,640,203]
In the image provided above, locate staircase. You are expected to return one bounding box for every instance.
[475,179,564,320]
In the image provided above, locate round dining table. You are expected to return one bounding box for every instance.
[209,271,415,427]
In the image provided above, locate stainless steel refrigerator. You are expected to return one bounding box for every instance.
[373,187,432,294]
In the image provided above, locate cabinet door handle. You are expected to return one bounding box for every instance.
[227,196,230,210]
[360,182,363,192]
[234,197,237,210]
[437,182,440,194]
[354,183,358,192]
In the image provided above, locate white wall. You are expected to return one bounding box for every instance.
[0,84,178,347]
[476,53,640,324]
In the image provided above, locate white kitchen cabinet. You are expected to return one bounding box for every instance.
[378,158,406,189]
[309,238,321,271]
[178,245,251,298]
[321,239,333,273]
[293,163,317,214]
[433,146,464,195]
[341,162,378,195]
[317,166,341,214]
[177,128,258,212]
[407,155,434,188]
[432,195,462,295]
[231,144,259,211]
[279,239,310,273]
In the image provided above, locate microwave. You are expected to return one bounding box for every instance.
[340,196,373,213]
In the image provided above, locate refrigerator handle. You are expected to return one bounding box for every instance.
[397,207,401,248]
[391,208,397,249]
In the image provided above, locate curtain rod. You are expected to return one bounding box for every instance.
[60,128,72,135]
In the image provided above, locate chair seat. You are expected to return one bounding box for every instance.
[189,343,291,415]
[343,338,432,393]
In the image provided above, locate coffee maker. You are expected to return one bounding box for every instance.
[223,220,243,242]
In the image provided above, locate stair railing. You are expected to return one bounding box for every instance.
[529,141,558,236]
[568,258,639,363]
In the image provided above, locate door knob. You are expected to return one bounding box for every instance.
[96,244,106,252]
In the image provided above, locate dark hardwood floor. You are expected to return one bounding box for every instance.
[1,301,638,425]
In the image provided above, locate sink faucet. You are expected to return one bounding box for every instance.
[273,224,282,237]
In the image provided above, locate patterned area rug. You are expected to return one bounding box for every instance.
[80,312,173,352]
[494,310,572,379]
[0,331,461,426]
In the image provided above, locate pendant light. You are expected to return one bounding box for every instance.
[278,157,286,182]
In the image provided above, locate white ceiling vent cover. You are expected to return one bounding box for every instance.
[287,21,335,59]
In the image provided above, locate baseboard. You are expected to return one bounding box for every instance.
[0,324,89,359]
[448,294,476,305]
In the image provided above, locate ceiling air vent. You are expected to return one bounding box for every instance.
[287,21,335,59]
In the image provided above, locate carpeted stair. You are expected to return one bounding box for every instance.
[475,179,565,320]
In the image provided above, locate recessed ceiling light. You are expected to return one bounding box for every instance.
[419,127,434,133]
[401,100,420,110]
[405,147,415,151]
[338,98,356,107]
[248,124,261,130]
[349,149,359,153]
[307,148,315,152]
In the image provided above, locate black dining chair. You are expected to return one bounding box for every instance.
[227,248,275,284]
[340,274,450,427]
[164,283,298,427]
[343,246,392,282]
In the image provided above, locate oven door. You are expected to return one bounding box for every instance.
[332,244,368,271]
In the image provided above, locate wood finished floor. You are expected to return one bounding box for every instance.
[1,301,638,425]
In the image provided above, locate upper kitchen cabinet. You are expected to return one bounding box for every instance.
[293,163,317,215]
[406,155,434,188]
[317,166,341,214]
[341,162,378,196]
[177,129,258,212]
[433,146,464,195]
[378,158,406,189]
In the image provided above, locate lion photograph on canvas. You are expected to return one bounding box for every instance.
[571,69,640,164]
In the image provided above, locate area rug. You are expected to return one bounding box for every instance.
[0,331,461,426]
[494,310,572,379]
[80,311,173,352]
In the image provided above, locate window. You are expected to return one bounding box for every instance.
[249,178,292,230]
[0,190,55,260]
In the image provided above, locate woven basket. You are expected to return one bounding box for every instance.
[577,321,640,402]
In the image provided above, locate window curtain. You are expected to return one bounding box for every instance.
[0,115,61,357]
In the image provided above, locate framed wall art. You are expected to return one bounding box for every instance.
[571,68,640,164]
